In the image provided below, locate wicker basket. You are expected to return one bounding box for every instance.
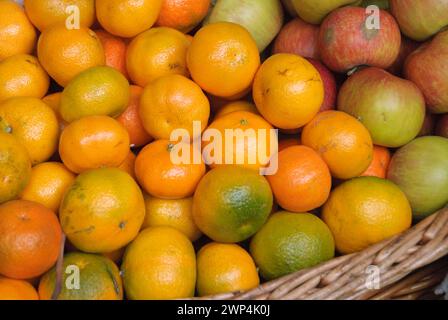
[205,206,448,300]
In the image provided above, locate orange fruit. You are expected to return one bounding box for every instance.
[156,0,211,33]
[203,111,275,171]
[117,151,136,179]
[96,0,163,38]
[20,162,75,212]
[267,146,331,213]
[42,92,62,114]
[250,212,335,280]
[39,252,123,300]
[37,25,105,87]
[0,278,39,300]
[139,74,210,140]
[60,66,130,123]
[117,86,153,148]
[135,140,205,199]
[0,54,49,102]
[142,195,201,241]
[193,166,273,243]
[187,22,260,98]
[126,27,191,87]
[322,177,412,254]
[360,145,391,179]
[102,247,126,264]
[24,0,95,31]
[59,115,130,173]
[95,29,129,78]
[214,100,259,119]
[196,243,259,297]
[42,92,67,133]
[0,97,59,165]
[278,136,301,151]
[302,111,374,180]
[121,227,196,300]
[0,132,32,204]
[0,200,62,279]
[59,168,145,253]
[0,1,36,61]
[253,53,324,130]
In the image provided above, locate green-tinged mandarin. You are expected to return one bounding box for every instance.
[59,168,145,253]
[38,252,123,300]
[192,167,273,243]
[121,227,196,300]
[0,132,31,204]
[60,66,130,123]
[323,177,412,254]
[250,212,335,280]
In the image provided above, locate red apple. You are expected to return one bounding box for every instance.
[307,59,337,112]
[318,6,401,73]
[390,0,448,41]
[404,30,448,114]
[436,114,448,138]
[273,18,319,59]
[338,67,425,148]
[387,36,420,76]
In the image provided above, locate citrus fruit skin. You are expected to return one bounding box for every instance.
[96,0,163,38]
[0,132,31,204]
[302,110,374,180]
[24,0,95,32]
[203,111,274,172]
[192,166,273,243]
[59,115,130,174]
[121,227,196,300]
[0,97,59,165]
[214,101,259,119]
[126,27,191,87]
[117,151,136,179]
[322,176,412,254]
[142,195,201,242]
[253,53,324,130]
[156,0,211,33]
[0,54,49,102]
[95,30,129,79]
[196,243,259,297]
[0,200,62,280]
[267,145,332,213]
[135,140,206,199]
[361,145,391,179]
[187,22,260,98]
[60,66,130,123]
[250,212,335,280]
[20,162,75,212]
[0,1,37,61]
[59,168,145,253]
[117,86,153,148]
[0,278,39,300]
[37,25,105,87]
[39,252,123,300]
[139,74,210,140]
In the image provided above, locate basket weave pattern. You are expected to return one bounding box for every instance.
[206,207,448,300]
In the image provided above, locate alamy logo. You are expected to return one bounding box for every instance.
[65,5,81,30]
[170,121,279,175]
[65,265,80,290]
[365,5,381,30]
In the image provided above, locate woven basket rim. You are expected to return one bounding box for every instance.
[201,206,448,300]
